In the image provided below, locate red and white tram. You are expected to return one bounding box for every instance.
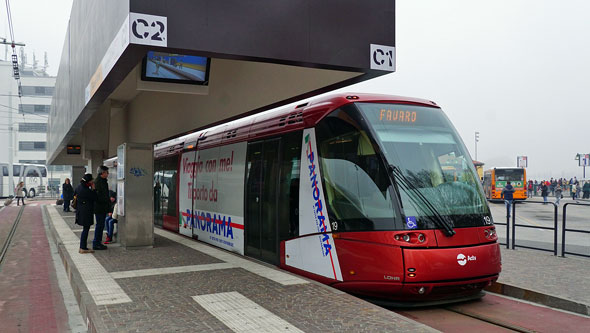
[153,93,501,304]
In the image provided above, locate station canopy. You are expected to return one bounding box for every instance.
[48,0,396,165]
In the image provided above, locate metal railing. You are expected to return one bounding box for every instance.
[561,202,590,258]
[509,201,559,255]
[495,204,510,249]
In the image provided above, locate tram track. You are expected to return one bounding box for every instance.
[395,302,533,332]
[393,292,589,332]
[0,206,24,271]
[441,305,535,332]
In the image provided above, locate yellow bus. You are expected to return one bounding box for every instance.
[483,167,527,201]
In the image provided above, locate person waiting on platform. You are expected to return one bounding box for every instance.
[104,191,117,244]
[75,174,97,254]
[501,181,515,218]
[14,181,26,206]
[62,178,74,212]
[93,166,110,251]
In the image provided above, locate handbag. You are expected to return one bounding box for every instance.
[71,195,78,210]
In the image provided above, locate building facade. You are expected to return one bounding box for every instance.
[0,53,71,197]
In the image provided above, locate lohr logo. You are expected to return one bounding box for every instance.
[370,44,396,71]
[129,13,167,47]
[457,253,477,266]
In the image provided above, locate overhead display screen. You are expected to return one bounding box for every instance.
[141,51,210,85]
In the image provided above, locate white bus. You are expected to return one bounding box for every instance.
[0,163,48,198]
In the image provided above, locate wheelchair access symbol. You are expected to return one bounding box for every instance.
[406,216,417,229]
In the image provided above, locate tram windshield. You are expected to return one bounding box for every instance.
[356,103,491,230]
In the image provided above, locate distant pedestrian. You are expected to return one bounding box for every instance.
[75,174,96,254]
[527,181,533,198]
[14,181,26,206]
[154,180,161,213]
[583,181,590,199]
[62,178,74,212]
[541,182,549,204]
[502,181,515,217]
[555,184,563,205]
[93,166,110,251]
[571,184,577,200]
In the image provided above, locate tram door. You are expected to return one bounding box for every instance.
[245,138,280,264]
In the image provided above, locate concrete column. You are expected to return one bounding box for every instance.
[86,150,105,176]
[117,142,154,248]
[72,166,86,184]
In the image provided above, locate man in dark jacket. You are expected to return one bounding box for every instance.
[93,165,110,250]
[501,181,515,218]
[75,174,97,253]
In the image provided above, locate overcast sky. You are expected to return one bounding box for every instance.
[2,0,589,180]
[2,0,72,75]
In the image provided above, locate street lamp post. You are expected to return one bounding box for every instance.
[7,91,15,197]
[1,38,25,198]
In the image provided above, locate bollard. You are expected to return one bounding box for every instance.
[511,202,516,250]
[505,201,510,249]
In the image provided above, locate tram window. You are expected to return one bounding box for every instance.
[154,156,178,217]
[315,107,396,231]
[165,170,178,217]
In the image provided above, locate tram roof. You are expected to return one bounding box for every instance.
[154,93,439,158]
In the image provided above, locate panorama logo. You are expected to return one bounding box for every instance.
[457,253,477,266]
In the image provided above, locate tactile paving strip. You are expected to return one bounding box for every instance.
[47,206,132,306]
[193,291,304,332]
[155,229,309,286]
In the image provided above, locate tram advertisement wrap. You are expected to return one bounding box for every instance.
[179,151,196,237]
[179,143,246,254]
[285,128,343,281]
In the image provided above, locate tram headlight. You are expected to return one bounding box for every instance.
[418,287,426,294]
[484,227,497,239]
[417,233,425,243]
[402,234,410,242]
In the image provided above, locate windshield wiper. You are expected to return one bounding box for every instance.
[388,165,456,237]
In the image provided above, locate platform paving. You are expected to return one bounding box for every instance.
[42,203,590,332]
[44,205,436,332]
